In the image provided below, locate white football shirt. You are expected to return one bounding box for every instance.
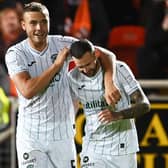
[68,60,140,155]
[6,35,77,141]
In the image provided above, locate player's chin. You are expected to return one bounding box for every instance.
[34,33,47,40]
[86,71,96,77]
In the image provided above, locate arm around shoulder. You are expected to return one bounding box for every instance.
[95,46,121,105]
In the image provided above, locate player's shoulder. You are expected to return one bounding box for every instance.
[68,66,78,75]
[116,60,134,78]
[48,35,78,44]
[6,39,27,54]
[68,67,79,79]
[116,60,130,70]
[95,45,116,58]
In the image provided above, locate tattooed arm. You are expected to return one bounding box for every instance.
[98,88,151,123]
[120,88,151,119]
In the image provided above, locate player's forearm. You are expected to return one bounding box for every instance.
[104,102,150,122]
[98,102,150,123]
[96,47,121,104]
[17,62,63,99]
[103,54,115,85]
[96,47,116,82]
[105,93,151,121]
[118,90,151,119]
[18,48,68,99]
[118,102,151,119]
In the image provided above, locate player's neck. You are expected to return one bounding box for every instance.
[96,59,101,72]
[28,39,47,52]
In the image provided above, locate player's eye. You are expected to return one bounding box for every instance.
[41,19,47,25]
[30,20,37,25]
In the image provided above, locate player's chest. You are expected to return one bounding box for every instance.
[26,51,66,76]
[74,77,104,102]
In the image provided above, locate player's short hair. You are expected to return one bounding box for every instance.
[22,2,49,20]
[70,39,94,59]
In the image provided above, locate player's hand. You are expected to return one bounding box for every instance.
[98,109,122,123]
[54,47,69,66]
[104,82,121,106]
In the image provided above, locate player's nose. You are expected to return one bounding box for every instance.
[82,67,89,73]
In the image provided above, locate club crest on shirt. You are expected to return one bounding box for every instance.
[50,53,58,63]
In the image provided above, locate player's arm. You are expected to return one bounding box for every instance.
[11,48,69,99]
[119,88,151,119]
[95,46,121,105]
[98,88,151,123]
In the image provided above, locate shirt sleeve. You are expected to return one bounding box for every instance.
[57,35,78,49]
[117,61,140,95]
[67,72,78,101]
[5,47,28,77]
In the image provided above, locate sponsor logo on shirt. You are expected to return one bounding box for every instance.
[81,156,95,167]
[28,61,36,67]
[26,164,34,168]
[22,152,36,166]
[78,84,85,90]
[84,99,108,110]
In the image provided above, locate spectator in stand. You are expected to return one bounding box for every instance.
[64,0,110,47]
[0,77,11,168]
[0,7,26,72]
[0,66,10,130]
[0,66,10,96]
[0,59,12,168]
[137,0,168,78]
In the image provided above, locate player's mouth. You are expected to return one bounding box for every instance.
[34,32,46,38]
[34,33,44,37]
[83,70,95,77]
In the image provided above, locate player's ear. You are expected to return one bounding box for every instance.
[21,20,26,31]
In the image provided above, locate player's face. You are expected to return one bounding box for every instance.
[21,11,48,50]
[166,0,168,7]
[73,51,99,77]
[1,9,20,36]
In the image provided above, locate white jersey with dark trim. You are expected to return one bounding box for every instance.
[68,60,140,155]
[6,35,77,141]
